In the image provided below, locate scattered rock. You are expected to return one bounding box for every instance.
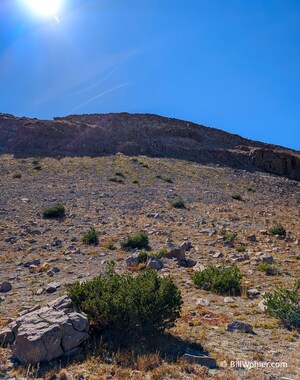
[261,254,275,264]
[224,297,235,303]
[248,234,257,242]
[45,282,61,293]
[213,252,224,258]
[146,257,164,270]
[125,253,139,267]
[163,247,186,262]
[180,241,192,251]
[258,300,267,312]
[181,353,217,369]
[226,321,254,333]
[247,289,260,298]
[0,281,12,293]
[196,298,210,307]
[0,295,89,364]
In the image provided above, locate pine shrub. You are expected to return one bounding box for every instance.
[67,262,182,337]
[192,264,242,295]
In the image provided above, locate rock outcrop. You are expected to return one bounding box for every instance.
[0,296,89,364]
[0,112,299,181]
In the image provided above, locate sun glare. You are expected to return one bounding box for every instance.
[24,0,62,18]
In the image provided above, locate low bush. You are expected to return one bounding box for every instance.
[192,264,242,295]
[221,230,237,243]
[67,262,182,337]
[258,263,277,276]
[121,232,149,250]
[170,198,185,209]
[82,227,99,245]
[42,204,65,218]
[269,223,286,236]
[106,242,116,250]
[236,245,246,252]
[232,194,242,200]
[263,281,300,329]
[152,248,167,259]
[138,250,148,263]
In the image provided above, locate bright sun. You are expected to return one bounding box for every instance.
[24,0,62,17]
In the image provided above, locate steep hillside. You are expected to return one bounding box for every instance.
[0,112,299,181]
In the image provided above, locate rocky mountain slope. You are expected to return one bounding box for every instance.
[0,112,299,181]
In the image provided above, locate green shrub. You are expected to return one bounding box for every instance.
[192,265,242,295]
[221,230,237,243]
[138,250,148,263]
[13,172,22,179]
[236,245,246,252]
[121,232,149,250]
[67,262,182,337]
[258,263,277,276]
[269,223,286,236]
[170,198,185,209]
[232,194,242,200]
[152,248,167,259]
[263,281,300,329]
[82,227,99,245]
[106,242,116,250]
[42,204,65,218]
[32,157,42,170]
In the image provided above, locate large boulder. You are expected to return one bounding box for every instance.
[0,296,89,364]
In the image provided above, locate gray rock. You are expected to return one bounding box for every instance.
[125,253,139,267]
[163,247,186,262]
[247,288,260,298]
[180,241,192,251]
[261,254,275,264]
[223,241,234,248]
[0,327,15,347]
[224,297,235,303]
[181,353,217,369]
[0,296,89,364]
[146,257,164,270]
[45,282,61,293]
[196,298,210,307]
[0,281,12,293]
[258,300,267,312]
[213,252,224,258]
[226,321,254,333]
[23,259,40,268]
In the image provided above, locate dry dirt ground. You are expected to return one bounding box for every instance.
[0,154,300,380]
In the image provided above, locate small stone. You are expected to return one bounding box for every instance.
[125,253,139,267]
[180,241,192,251]
[247,289,260,298]
[224,297,235,303]
[146,257,164,270]
[181,353,217,369]
[0,281,12,293]
[45,282,61,293]
[213,252,224,258]
[258,300,267,312]
[196,298,210,307]
[261,254,274,264]
[226,321,254,333]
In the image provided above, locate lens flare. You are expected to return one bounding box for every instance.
[24,0,62,17]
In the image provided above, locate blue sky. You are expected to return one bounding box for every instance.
[0,0,299,149]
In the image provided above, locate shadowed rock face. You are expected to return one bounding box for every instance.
[0,112,299,180]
